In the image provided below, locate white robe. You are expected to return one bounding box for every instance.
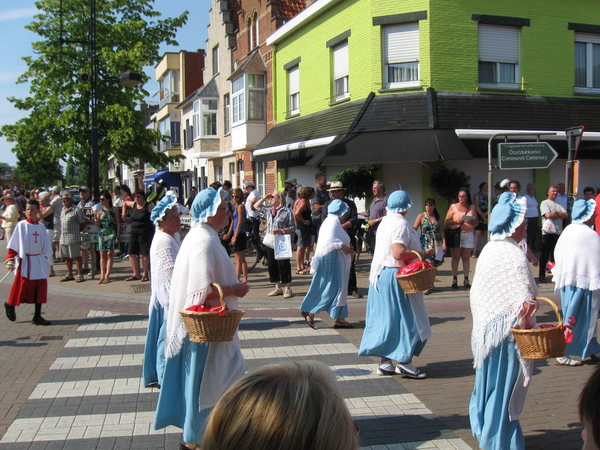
[8,220,52,280]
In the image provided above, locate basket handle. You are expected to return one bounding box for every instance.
[210,283,226,313]
[534,296,563,326]
[409,250,424,270]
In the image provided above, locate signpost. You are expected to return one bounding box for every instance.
[497,142,558,170]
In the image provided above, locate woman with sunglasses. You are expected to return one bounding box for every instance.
[445,188,478,289]
[224,188,248,283]
[121,189,154,281]
[95,191,120,284]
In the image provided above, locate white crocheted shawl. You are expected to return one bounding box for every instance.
[369,211,412,289]
[149,229,181,311]
[164,223,239,359]
[312,213,350,268]
[553,223,600,292]
[470,237,538,371]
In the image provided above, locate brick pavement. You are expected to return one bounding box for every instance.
[0,250,594,449]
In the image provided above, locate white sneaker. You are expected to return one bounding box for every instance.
[268,288,283,297]
[283,289,293,299]
[555,356,582,366]
[377,363,396,376]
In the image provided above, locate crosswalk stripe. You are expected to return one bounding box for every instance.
[0,314,470,449]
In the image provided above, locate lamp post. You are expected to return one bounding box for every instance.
[89,0,142,201]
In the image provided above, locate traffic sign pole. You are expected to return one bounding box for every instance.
[565,126,585,220]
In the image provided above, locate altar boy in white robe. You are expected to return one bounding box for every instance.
[5,199,53,325]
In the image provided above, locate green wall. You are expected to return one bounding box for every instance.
[272,0,600,122]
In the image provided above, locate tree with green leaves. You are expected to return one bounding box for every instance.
[330,165,378,200]
[0,0,187,188]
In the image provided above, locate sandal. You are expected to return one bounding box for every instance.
[103,278,111,284]
[97,278,105,284]
[126,276,140,281]
[334,321,354,329]
[60,275,74,282]
[451,276,458,289]
[49,270,56,277]
[464,278,471,290]
[141,272,149,282]
[301,311,315,329]
[76,275,85,283]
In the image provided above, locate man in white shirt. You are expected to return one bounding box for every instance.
[539,185,568,283]
[244,181,260,241]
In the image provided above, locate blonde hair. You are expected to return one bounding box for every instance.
[201,361,358,450]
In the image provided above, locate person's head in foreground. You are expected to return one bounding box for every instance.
[579,365,600,450]
[201,361,359,450]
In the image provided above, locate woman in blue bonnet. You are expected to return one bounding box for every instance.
[143,191,183,387]
[152,187,250,450]
[300,199,355,329]
[552,198,600,366]
[469,192,539,450]
[359,190,433,380]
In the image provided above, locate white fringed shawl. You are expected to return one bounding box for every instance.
[553,223,600,292]
[470,238,538,372]
[164,223,239,359]
[312,213,351,306]
[149,229,181,311]
[312,213,350,267]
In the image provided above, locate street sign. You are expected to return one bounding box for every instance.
[566,126,584,159]
[497,142,558,170]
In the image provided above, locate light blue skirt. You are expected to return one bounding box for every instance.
[300,251,348,319]
[358,267,426,362]
[152,337,212,445]
[142,299,165,387]
[561,285,600,359]
[469,338,525,450]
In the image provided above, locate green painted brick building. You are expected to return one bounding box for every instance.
[254,0,600,222]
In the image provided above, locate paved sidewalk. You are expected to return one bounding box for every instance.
[0,249,593,449]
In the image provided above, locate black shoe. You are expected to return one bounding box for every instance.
[81,267,90,275]
[464,278,471,290]
[539,277,547,284]
[4,302,16,322]
[451,276,458,289]
[32,316,51,326]
[351,290,363,299]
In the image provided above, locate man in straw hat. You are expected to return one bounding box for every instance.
[469,191,539,450]
[551,198,600,366]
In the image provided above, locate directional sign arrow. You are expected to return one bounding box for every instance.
[497,142,558,170]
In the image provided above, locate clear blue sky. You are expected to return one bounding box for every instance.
[0,0,211,168]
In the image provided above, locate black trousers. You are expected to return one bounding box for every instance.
[247,217,261,242]
[526,216,539,250]
[266,248,292,284]
[348,236,358,292]
[539,233,559,278]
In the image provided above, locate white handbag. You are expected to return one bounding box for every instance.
[274,234,292,260]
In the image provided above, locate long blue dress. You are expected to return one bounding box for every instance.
[358,267,427,362]
[300,250,348,319]
[469,338,525,450]
[561,285,600,359]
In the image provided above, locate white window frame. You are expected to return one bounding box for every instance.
[193,100,201,139]
[229,162,236,187]
[478,24,520,90]
[574,32,600,93]
[215,165,223,184]
[247,73,265,120]
[201,98,218,137]
[224,93,231,135]
[193,98,218,138]
[232,76,245,124]
[288,65,300,115]
[332,41,349,101]
[256,161,266,196]
[383,23,420,89]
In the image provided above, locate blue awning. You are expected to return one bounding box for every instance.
[143,170,169,185]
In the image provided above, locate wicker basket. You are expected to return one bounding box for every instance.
[180,283,245,343]
[510,297,568,359]
[395,250,437,294]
